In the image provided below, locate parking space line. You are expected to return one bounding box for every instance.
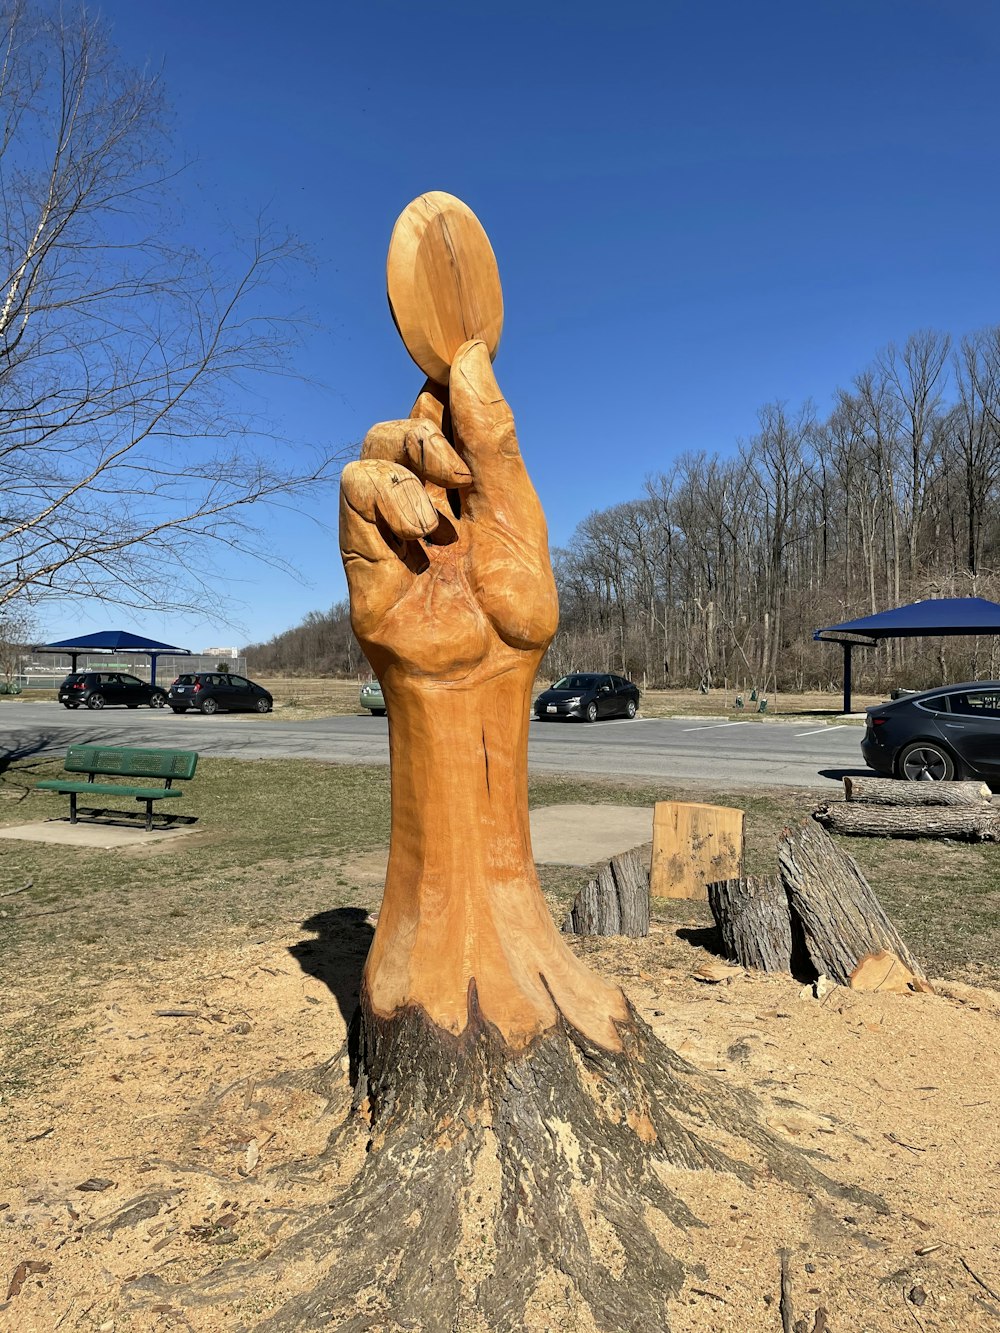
[681,721,751,732]
[795,725,853,736]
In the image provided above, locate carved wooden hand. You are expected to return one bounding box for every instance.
[340,338,558,683]
[339,338,626,1050]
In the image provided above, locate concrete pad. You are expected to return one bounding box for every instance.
[0,819,198,849]
[529,803,653,866]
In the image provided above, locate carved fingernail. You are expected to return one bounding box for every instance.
[458,341,503,404]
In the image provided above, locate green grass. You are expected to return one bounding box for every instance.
[2,756,998,1097]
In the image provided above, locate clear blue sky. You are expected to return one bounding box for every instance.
[43,0,1000,649]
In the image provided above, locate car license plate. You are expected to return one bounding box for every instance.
[547,705,557,713]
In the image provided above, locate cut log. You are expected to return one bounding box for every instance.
[562,848,650,937]
[814,803,1000,841]
[850,950,934,994]
[651,801,744,900]
[778,819,930,988]
[844,775,992,806]
[707,876,793,973]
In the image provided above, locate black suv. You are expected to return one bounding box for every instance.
[168,672,273,715]
[59,671,168,710]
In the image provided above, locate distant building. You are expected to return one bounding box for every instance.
[204,646,239,659]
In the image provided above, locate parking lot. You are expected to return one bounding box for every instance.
[1,704,866,789]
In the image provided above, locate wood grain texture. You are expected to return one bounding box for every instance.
[707,875,793,972]
[562,848,650,937]
[387,192,503,384]
[341,311,628,1048]
[651,801,744,900]
[843,775,992,806]
[778,819,929,986]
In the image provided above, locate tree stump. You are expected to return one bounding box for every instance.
[651,800,744,900]
[843,775,992,806]
[778,819,930,987]
[814,803,1000,841]
[562,847,650,936]
[706,875,793,972]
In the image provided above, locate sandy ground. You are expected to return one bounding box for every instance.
[2,909,998,1331]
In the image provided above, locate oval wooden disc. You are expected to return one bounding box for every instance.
[386,191,503,384]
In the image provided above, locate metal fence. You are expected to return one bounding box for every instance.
[16,653,248,689]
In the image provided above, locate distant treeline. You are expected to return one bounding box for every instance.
[247,326,1000,693]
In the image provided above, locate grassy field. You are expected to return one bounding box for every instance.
[2,755,996,1071]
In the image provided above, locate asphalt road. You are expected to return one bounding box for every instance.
[1,704,868,789]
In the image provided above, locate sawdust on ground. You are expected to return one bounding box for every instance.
[1,908,998,1331]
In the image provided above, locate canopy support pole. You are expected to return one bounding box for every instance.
[842,642,853,715]
[150,653,157,686]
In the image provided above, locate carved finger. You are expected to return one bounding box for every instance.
[340,460,437,636]
[362,418,471,489]
[448,339,544,535]
[342,458,438,540]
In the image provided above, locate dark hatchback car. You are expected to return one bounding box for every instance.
[862,682,1000,783]
[168,672,273,715]
[534,672,640,723]
[59,671,168,710]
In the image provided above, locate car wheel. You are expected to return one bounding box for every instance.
[87,693,105,710]
[62,702,74,709]
[585,701,599,723]
[625,699,637,719]
[200,697,220,716]
[898,741,955,782]
[149,693,166,709]
[371,708,386,717]
[255,697,271,713]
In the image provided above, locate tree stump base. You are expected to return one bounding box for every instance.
[562,848,650,936]
[140,985,885,1331]
[706,875,794,972]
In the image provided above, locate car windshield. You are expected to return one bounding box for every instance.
[552,675,599,690]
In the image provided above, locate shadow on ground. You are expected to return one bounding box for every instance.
[288,907,374,1032]
[819,766,873,782]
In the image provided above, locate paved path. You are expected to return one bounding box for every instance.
[1,704,868,789]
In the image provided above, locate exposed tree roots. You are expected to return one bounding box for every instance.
[135,981,883,1331]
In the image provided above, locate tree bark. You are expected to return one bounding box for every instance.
[707,875,793,972]
[814,802,1000,841]
[778,819,929,985]
[843,775,992,806]
[562,848,650,936]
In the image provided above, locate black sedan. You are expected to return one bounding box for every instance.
[59,671,168,710]
[534,673,640,723]
[167,671,273,715]
[862,682,1000,783]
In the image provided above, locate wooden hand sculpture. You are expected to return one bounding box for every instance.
[340,341,628,1051]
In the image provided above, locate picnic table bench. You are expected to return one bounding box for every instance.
[35,745,199,832]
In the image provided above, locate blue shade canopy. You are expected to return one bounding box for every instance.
[35,631,190,653]
[815,597,1000,642]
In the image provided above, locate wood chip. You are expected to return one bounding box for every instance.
[693,960,742,984]
[7,1260,51,1300]
[76,1178,115,1192]
[153,1009,203,1019]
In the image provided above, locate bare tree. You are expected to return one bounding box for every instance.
[0,596,33,686]
[0,1,336,616]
